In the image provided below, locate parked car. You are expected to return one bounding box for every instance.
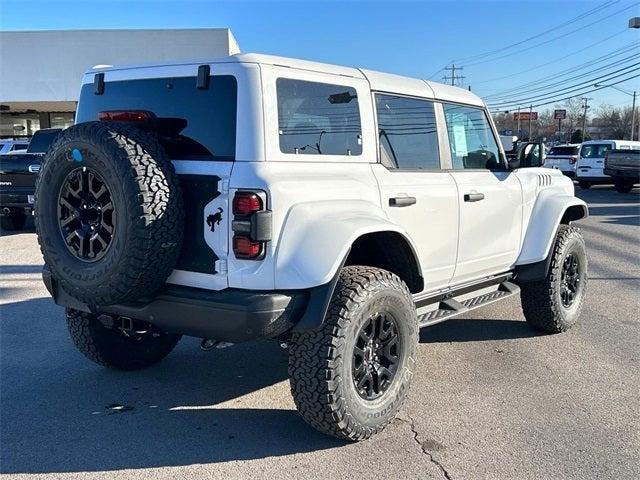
[0,128,61,230]
[543,144,580,178]
[604,148,639,193]
[36,54,588,441]
[576,139,640,189]
[0,140,29,155]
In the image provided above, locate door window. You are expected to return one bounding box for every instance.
[443,104,502,170]
[580,144,611,158]
[375,94,440,169]
[276,78,362,156]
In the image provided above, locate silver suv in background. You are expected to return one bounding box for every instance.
[544,144,580,178]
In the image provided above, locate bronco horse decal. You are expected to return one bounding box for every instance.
[206,207,224,232]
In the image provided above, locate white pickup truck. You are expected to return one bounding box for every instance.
[35,53,588,441]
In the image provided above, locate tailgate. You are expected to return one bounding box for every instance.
[166,160,233,291]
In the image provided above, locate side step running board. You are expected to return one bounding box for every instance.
[416,281,520,327]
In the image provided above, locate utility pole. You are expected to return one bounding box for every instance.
[528,105,533,140]
[516,106,521,137]
[631,90,637,141]
[443,64,465,87]
[581,98,591,142]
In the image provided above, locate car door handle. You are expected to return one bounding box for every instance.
[389,196,416,207]
[463,192,485,202]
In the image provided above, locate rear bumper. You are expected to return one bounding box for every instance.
[42,267,310,343]
[604,167,639,182]
[0,187,34,215]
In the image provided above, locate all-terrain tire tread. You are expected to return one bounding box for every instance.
[520,225,587,333]
[288,266,417,441]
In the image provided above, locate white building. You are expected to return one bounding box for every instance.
[0,29,240,137]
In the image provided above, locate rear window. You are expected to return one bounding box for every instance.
[76,76,237,160]
[548,146,578,156]
[580,144,611,159]
[277,78,362,156]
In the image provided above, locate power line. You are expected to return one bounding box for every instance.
[489,74,640,110]
[485,51,639,101]
[462,3,636,67]
[453,0,620,63]
[488,64,640,108]
[471,29,629,86]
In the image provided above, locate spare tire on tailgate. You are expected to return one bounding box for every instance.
[35,121,184,306]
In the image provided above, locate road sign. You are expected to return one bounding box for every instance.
[514,111,538,121]
[554,109,567,120]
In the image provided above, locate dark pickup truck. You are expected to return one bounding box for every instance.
[0,128,61,230]
[604,149,640,193]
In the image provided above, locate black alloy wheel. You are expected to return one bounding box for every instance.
[57,166,115,262]
[560,253,581,308]
[352,312,401,401]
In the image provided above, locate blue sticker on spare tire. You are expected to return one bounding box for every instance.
[71,148,83,162]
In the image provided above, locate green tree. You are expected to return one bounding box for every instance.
[570,129,591,143]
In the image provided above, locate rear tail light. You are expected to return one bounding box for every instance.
[98,110,153,122]
[569,155,578,164]
[233,191,262,216]
[231,190,271,260]
[233,236,262,259]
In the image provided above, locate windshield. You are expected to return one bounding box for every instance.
[548,146,578,156]
[580,144,611,159]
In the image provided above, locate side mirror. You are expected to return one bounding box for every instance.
[517,141,545,168]
[507,157,520,170]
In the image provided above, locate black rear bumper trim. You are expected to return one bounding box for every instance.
[43,267,309,343]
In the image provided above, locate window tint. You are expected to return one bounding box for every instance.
[76,76,237,160]
[11,144,28,151]
[443,104,502,170]
[277,78,362,156]
[375,94,440,169]
[580,144,611,158]
[548,146,578,156]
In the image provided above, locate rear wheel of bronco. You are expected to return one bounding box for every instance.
[66,309,181,370]
[288,266,418,440]
[0,213,26,231]
[520,225,587,333]
[578,181,591,189]
[35,122,184,306]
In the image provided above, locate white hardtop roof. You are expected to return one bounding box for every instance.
[87,52,485,107]
[581,139,640,145]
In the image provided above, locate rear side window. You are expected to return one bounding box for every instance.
[548,146,578,156]
[580,144,611,158]
[76,76,237,160]
[10,143,28,151]
[375,94,440,169]
[276,78,362,156]
[443,104,502,170]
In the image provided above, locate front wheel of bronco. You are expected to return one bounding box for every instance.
[66,309,181,370]
[520,225,588,333]
[288,266,418,441]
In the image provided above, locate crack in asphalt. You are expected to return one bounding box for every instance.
[402,415,453,480]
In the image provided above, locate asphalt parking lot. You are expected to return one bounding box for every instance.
[1,185,638,480]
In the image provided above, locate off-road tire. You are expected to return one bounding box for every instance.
[614,181,634,193]
[66,308,181,370]
[35,122,184,306]
[288,266,418,441]
[520,225,587,333]
[578,181,591,190]
[0,213,26,231]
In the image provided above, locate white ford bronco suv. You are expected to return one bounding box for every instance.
[35,53,588,441]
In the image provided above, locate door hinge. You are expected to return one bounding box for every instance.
[221,179,230,194]
[216,259,228,274]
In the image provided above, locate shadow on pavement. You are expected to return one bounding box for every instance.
[420,318,543,343]
[0,297,344,474]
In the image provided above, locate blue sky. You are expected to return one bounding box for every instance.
[2,0,638,111]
